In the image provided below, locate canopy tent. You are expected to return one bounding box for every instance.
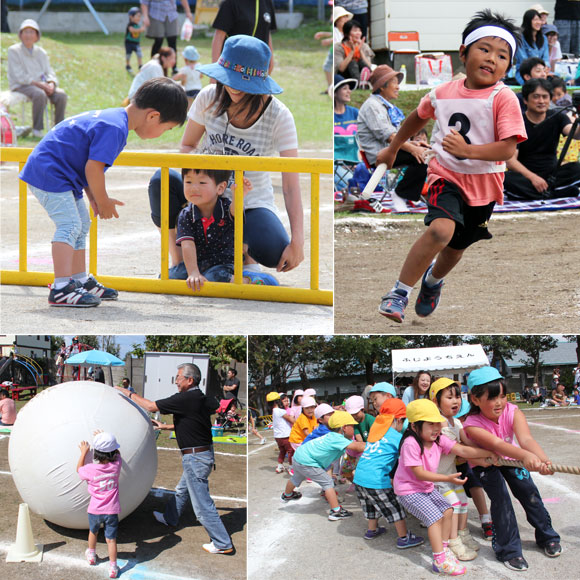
[391,344,489,384]
[65,349,124,385]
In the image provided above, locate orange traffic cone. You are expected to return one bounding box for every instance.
[6,503,43,563]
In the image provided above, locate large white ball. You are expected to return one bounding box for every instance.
[8,381,157,529]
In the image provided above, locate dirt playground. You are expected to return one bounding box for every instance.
[334,210,580,334]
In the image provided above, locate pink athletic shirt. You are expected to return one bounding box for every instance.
[417,79,526,206]
[78,456,122,515]
[394,434,456,495]
[463,401,518,460]
[0,397,17,424]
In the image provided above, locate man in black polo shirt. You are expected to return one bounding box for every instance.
[223,368,240,401]
[116,363,233,554]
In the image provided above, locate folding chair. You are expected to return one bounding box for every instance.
[388,31,420,71]
[334,133,360,193]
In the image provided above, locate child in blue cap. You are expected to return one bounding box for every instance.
[173,45,203,105]
[463,366,561,572]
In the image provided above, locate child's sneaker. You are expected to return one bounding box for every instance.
[287,467,294,476]
[49,280,101,307]
[449,537,477,561]
[364,526,386,540]
[328,506,352,520]
[82,275,118,300]
[458,528,479,551]
[432,554,466,576]
[109,563,120,578]
[396,531,424,549]
[503,556,529,571]
[85,549,96,565]
[415,264,444,317]
[243,271,279,286]
[280,490,302,503]
[275,464,285,473]
[378,288,408,323]
[481,521,493,540]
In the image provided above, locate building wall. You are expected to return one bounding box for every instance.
[370,1,555,52]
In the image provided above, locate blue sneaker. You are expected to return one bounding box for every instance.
[82,275,118,300]
[415,265,444,317]
[364,526,386,540]
[397,531,424,549]
[243,271,279,286]
[378,288,408,323]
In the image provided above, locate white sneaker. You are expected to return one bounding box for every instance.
[275,464,285,473]
[260,438,266,445]
[202,541,234,555]
[85,548,96,565]
[32,129,44,138]
[153,511,168,526]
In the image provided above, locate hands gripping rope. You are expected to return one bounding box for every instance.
[490,458,580,475]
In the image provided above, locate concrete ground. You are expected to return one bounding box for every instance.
[0,147,333,335]
[248,407,580,580]
[0,435,246,580]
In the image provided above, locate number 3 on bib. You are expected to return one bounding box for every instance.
[448,113,471,160]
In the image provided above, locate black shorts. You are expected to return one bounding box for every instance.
[425,179,495,250]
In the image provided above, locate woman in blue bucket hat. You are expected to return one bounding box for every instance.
[148,35,303,281]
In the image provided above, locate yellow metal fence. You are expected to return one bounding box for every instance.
[0,148,333,306]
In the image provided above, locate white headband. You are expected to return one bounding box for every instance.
[464,25,517,57]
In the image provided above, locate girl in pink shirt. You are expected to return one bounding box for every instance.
[77,431,122,579]
[394,399,496,576]
[463,366,561,573]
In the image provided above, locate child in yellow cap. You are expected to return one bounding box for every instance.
[280,411,365,521]
[393,399,497,576]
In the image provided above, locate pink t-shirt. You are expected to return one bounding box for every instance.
[394,434,456,495]
[0,397,16,424]
[417,79,526,206]
[78,456,122,515]
[463,401,518,460]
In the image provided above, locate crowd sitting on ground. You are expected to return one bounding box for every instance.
[264,365,570,575]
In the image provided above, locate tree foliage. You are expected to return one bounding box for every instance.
[467,335,520,366]
[511,335,559,384]
[143,335,246,373]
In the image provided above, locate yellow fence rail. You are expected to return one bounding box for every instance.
[0,147,333,306]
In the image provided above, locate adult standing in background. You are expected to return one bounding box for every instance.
[115,363,234,555]
[7,19,67,138]
[223,368,240,401]
[336,0,368,39]
[211,0,276,73]
[554,0,580,55]
[140,0,193,74]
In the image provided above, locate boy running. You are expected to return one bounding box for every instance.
[19,78,188,307]
[377,10,526,323]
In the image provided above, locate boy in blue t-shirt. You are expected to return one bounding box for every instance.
[280,411,365,521]
[20,77,188,308]
[353,398,424,548]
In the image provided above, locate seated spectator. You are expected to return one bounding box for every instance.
[334,19,374,84]
[514,9,550,85]
[545,383,570,407]
[516,57,548,111]
[0,388,16,426]
[356,65,429,201]
[550,75,571,108]
[544,24,563,71]
[505,78,580,200]
[7,19,67,138]
[127,47,176,100]
[334,74,359,190]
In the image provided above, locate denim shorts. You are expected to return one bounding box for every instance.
[88,513,119,539]
[30,185,91,250]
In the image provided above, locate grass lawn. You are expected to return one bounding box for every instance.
[1,21,332,150]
